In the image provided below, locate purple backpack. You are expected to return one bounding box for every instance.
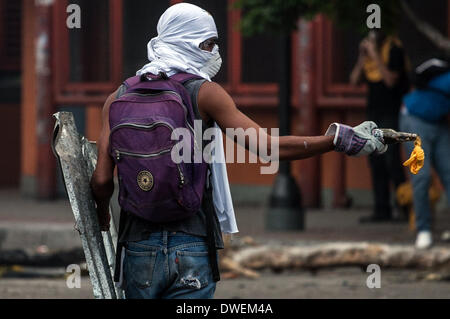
[109,72,209,223]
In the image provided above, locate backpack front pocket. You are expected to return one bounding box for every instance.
[110,120,200,222]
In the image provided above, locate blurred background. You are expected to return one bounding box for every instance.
[0,0,449,299]
[1,0,448,206]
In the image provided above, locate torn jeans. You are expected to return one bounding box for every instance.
[122,231,217,299]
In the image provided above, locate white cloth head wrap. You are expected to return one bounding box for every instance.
[136,3,218,81]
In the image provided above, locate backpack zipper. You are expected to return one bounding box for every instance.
[109,121,175,156]
[111,120,186,188]
[120,90,199,149]
[114,148,185,189]
[110,120,173,135]
[114,148,171,160]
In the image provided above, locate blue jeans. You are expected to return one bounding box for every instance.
[122,231,217,299]
[399,112,450,231]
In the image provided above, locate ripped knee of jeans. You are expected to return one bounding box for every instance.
[180,274,203,289]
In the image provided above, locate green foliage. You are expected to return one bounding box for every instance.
[233,0,401,36]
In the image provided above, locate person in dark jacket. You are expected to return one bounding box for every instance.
[350,30,410,223]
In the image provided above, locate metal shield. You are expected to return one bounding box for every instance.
[52,111,124,299]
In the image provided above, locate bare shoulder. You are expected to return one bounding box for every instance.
[104,90,119,111]
[198,81,230,102]
[102,89,119,120]
[197,81,235,120]
[96,89,119,137]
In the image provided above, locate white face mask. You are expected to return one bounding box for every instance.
[200,45,222,79]
[137,4,221,81]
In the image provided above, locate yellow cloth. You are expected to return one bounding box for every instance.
[396,182,412,206]
[403,136,425,175]
[363,36,403,83]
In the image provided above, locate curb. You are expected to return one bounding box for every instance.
[0,222,82,252]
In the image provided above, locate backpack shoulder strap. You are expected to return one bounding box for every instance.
[115,75,142,99]
[124,72,201,86]
[123,75,141,89]
[170,72,203,84]
[121,73,164,90]
[116,84,127,99]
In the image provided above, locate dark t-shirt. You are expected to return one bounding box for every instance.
[366,45,409,128]
[113,78,224,279]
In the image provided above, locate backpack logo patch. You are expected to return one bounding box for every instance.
[137,170,154,191]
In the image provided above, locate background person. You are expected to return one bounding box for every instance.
[400,57,450,249]
[350,30,410,223]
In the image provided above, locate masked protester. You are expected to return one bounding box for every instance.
[91,3,390,299]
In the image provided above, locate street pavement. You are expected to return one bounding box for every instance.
[2,268,450,299]
[0,189,449,299]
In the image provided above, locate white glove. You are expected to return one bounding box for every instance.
[325,121,388,157]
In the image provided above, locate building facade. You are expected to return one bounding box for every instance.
[1,0,448,207]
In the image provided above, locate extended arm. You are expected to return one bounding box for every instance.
[350,42,366,86]
[197,81,334,161]
[350,57,365,86]
[364,39,399,88]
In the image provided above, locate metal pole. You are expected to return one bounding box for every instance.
[53,112,120,299]
[265,34,304,231]
[297,20,321,207]
[332,112,351,208]
[36,0,56,199]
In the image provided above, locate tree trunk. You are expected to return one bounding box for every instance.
[400,0,450,56]
[228,242,450,271]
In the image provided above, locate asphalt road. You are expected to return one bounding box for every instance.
[1,268,449,299]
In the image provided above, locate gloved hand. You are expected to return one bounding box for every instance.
[325,121,388,157]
